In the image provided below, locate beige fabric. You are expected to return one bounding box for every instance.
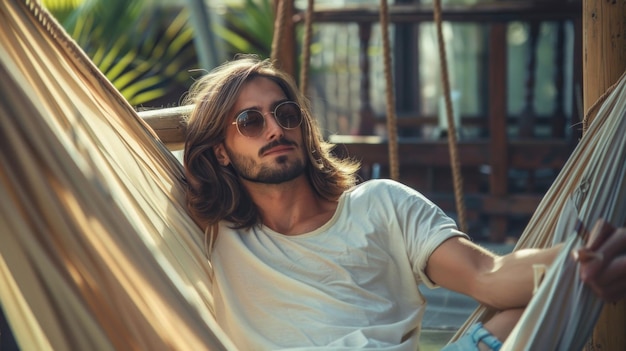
[0,1,235,350]
[454,71,626,349]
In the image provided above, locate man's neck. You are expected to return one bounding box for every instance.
[243,176,338,236]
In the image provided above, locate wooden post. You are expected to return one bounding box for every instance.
[582,0,626,350]
[583,0,626,125]
[357,22,376,135]
[273,0,297,78]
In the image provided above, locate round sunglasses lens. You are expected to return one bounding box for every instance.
[276,103,302,129]
[237,111,264,137]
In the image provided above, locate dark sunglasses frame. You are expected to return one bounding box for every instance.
[231,101,303,138]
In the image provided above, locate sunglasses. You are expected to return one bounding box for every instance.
[231,101,303,138]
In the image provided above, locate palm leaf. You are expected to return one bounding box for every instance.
[218,0,274,58]
[43,0,199,107]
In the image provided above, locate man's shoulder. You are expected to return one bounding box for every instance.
[348,178,415,196]
[345,179,432,208]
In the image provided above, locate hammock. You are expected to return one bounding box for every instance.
[1,0,624,350]
[0,1,234,350]
[453,71,626,349]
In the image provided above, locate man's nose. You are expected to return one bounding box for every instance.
[263,112,284,139]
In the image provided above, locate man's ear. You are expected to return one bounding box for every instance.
[213,143,230,166]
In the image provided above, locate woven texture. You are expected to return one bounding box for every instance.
[0,1,235,350]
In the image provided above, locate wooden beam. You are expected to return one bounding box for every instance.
[582,0,626,349]
[329,137,573,169]
[428,193,542,216]
[309,2,581,24]
[137,105,191,150]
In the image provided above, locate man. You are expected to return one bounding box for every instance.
[183,56,625,350]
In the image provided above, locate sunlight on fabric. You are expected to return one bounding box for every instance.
[0,0,236,350]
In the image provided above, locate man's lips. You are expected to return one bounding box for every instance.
[259,139,298,156]
[263,145,294,156]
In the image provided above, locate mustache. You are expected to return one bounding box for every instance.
[259,138,298,156]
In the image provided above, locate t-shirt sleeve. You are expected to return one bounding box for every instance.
[383,181,468,288]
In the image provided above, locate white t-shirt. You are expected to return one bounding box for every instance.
[212,179,466,350]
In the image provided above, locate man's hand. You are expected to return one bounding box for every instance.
[576,219,626,302]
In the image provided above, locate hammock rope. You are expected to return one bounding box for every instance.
[433,0,468,233]
[379,0,400,182]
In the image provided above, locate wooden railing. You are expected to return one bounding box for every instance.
[288,1,583,241]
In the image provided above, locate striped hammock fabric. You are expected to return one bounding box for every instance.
[453,71,626,349]
[0,1,234,350]
[500,73,626,351]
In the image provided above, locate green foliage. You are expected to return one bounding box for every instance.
[216,0,275,59]
[43,0,197,106]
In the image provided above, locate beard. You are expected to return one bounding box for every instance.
[225,147,306,184]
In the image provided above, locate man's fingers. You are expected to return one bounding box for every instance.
[595,227,626,262]
[585,219,615,251]
[584,252,626,302]
[578,228,626,281]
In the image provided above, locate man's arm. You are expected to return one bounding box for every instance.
[425,236,562,310]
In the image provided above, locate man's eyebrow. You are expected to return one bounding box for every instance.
[232,99,290,118]
[270,98,290,110]
[232,105,260,119]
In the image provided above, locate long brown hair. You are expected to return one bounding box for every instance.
[183,56,360,233]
